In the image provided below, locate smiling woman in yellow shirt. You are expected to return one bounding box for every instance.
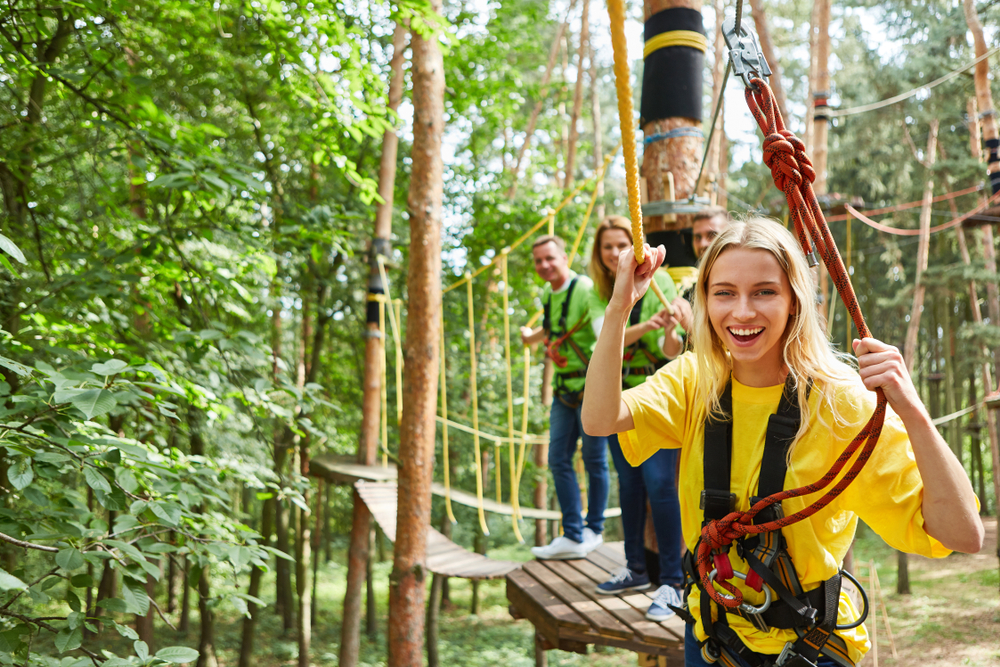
[581,218,983,667]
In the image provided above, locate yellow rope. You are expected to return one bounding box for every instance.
[566,155,610,266]
[516,345,532,520]
[376,257,404,427]
[434,415,546,444]
[500,252,525,543]
[607,0,645,263]
[379,300,389,468]
[443,143,621,295]
[439,313,456,524]
[642,30,708,58]
[465,273,490,536]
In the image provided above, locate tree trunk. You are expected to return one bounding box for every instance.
[366,527,377,638]
[387,0,444,660]
[296,446,312,667]
[902,120,939,373]
[341,21,408,667]
[962,0,999,195]
[707,0,727,205]
[426,571,444,667]
[811,0,831,193]
[563,0,589,190]
[641,0,704,234]
[588,3,606,220]
[273,439,295,633]
[508,1,578,199]
[311,480,324,627]
[196,565,218,667]
[238,496,275,667]
[179,557,190,634]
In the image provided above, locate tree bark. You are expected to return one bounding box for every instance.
[341,21,408,667]
[747,0,789,125]
[641,0,704,233]
[811,0,831,193]
[426,571,444,667]
[564,0,589,190]
[196,565,218,667]
[707,0,727,205]
[588,4,606,220]
[273,438,295,633]
[962,0,999,194]
[238,496,275,667]
[387,0,444,662]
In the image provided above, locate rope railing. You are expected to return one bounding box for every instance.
[845,190,1000,236]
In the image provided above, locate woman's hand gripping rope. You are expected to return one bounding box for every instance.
[610,243,667,315]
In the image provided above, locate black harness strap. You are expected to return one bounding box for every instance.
[702,381,735,523]
[543,276,579,338]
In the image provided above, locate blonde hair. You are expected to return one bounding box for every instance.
[691,217,858,447]
[588,215,633,302]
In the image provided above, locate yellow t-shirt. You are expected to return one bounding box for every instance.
[619,353,951,663]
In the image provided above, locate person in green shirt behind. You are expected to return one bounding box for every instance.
[521,235,609,560]
[587,215,690,621]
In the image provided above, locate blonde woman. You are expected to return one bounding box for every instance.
[582,218,981,667]
[587,216,689,621]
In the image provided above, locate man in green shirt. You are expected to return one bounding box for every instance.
[521,235,609,560]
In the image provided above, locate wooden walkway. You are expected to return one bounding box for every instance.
[355,481,520,580]
[311,453,622,520]
[507,542,685,664]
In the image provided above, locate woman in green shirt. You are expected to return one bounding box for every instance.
[587,215,689,621]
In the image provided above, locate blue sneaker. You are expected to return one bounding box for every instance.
[646,584,682,621]
[595,567,651,595]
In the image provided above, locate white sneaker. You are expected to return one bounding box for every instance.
[646,584,682,622]
[531,535,588,560]
[582,527,603,553]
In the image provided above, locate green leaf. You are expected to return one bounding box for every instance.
[56,548,85,571]
[122,581,150,616]
[105,539,144,561]
[113,621,139,640]
[92,359,130,375]
[134,640,149,662]
[0,569,27,591]
[83,467,112,494]
[155,647,200,664]
[0,628,24,654]
[7,457,33,490]
[71,573,94,588]
[0,233,26,264]
[0,355,30,378]
[54,627,83,653]
[0,253,20,277]
[116,467,139,493]
[70,388,117,419]
[97,597,128,613]
[228,545,251,570]
[149,501,182,526]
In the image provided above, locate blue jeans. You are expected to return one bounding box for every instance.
[684,625,847,667]
[608,435,683,586]
[548,394,609,543]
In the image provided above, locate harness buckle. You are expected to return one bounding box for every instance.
[700,490,738,514]
[776,642,818,667]
[707,569,773,616]
[722,17,772,89]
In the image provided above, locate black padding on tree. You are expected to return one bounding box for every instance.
[366,286,384,325]
[641,8,705,124]
[646,229,697,268]
[990,169,1000,195]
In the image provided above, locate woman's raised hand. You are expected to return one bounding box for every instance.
[610,243,666,311]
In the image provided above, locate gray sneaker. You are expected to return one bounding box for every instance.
[582,527,603,553]
[646,584,682,622]
[531,535,588,560]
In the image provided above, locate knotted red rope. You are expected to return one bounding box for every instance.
[696,78,889,610]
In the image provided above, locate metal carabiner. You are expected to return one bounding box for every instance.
[707,568,773,615]
[722,17,772,89]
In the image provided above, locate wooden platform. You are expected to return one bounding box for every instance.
[507,542,685,663]
[355,481,520,580]
[311,453,622,521]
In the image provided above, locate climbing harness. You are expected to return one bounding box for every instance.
[542,276,592,374]
[621,294,668,385]
[686,378,870,667]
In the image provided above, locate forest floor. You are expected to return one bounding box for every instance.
[114,518,998,667]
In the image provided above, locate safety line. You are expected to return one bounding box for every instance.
[378,300,389,468]
[500,252,525,542]
[827,46,1000,118]
[377,257,404,431]
[465,273,490,536]
[825,184,984,222]
[434,416,545,445]
[846,190,1000,236]
[931,402,981,426]
[439,313,456,524]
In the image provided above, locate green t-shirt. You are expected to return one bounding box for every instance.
[542,271,599,394]
[594,270,680,388]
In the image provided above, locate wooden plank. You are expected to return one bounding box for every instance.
[523,561,634,640]
[507,568,591,633]
[565,559,684,645]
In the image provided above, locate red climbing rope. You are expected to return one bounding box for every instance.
[695,77,890,610]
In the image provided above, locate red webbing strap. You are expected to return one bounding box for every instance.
[695,77,889,610]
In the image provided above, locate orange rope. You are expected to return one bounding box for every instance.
[696,78,889,611]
